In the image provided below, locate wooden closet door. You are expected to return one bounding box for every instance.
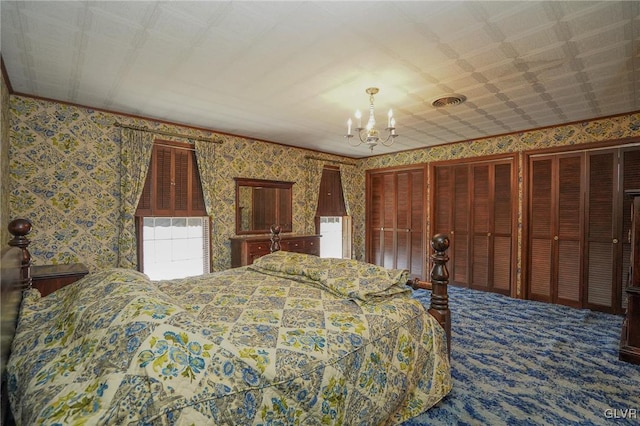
[366,167,426,278]
[433,166,452,236]
[452,165,470,286]
[556,154,583,307]
[369,174,386,266]
[528,153,583,305]
[528,157,554,301]
[493,163,513,293]
[471,164,490,289]
[471,162,513,294]
[621,148,640,310]
[585,147,640,313]
[404,169,426,279]
[433,159,514,293]
[585,151,617,311]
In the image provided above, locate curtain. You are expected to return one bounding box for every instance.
[339,164,355,216]
[306,159,325,234]
[194,140,217,218]
[117,128,154,269]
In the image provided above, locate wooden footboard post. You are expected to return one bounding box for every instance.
[429,233,451,358]
[8,219,32,290]
[270,225,281,252]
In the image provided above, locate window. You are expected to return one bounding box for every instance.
[136,140,210,279]
[142,217,209,280]
[316,166,351,259]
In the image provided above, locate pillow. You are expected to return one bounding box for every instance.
[250,251,410,303]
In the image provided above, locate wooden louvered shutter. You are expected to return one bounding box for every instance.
[556,154,583,306]
[316,167,347,217]
[452,165,470,286]
[174,149,190,214]
[493,163,512,292]
[154,145,173,215]
[136,141,207,217]
[529,157,554,301]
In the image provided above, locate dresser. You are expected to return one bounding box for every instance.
[230,234,321,267]
[620,189,640,364]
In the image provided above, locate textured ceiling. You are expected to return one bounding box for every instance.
[2,1,639,158]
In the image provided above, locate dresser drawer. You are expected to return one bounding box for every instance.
[246,241,271,263]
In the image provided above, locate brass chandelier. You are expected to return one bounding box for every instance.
[345,87,398,152]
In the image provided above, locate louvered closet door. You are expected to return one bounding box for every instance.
[585,151,617,311]
[585,147,640,313]
[433,160,514,292]
[369,174,385,266]
[366,167,426,278]
[471,165,490,289]
[452,165,470,286]
[368,173,396,269]
[396,169,425,279]
[433,166,452,236]
[493,163,513,292]
[470,162,513,293]
[622,148,640,310]
[556,155,583,307]
[528,154,583,304]
[529,157,554,301]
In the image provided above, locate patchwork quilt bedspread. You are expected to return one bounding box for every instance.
[8,251,451,425]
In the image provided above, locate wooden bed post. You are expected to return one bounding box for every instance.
[429,233,451,358]
[8,218,32,290]
[407,233,451,358]
[270,225,282,252]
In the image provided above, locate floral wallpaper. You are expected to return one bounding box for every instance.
[351,113,640,295]
[8,95,350,272]
[1,72,10,246]
[7,93,640,295]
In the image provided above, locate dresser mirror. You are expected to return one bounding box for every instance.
[235,178,294,235]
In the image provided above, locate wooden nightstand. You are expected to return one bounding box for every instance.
[31,263,89,297]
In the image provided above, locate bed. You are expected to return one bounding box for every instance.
[1,219,452,425]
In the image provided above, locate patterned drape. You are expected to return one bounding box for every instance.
[117,128,154,269]
[306,159,325,234]
[194,140,217,219]
[339,164,354,216]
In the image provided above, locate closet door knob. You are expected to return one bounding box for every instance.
[613,238,618,244]
[554,236,559,241]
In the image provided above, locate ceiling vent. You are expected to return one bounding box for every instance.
[432,94,467,108]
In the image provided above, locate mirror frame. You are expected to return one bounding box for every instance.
[234,177,295,235]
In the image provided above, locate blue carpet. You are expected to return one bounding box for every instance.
[405,286,640,425]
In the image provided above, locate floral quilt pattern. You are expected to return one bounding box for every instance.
[8,252,451,425]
